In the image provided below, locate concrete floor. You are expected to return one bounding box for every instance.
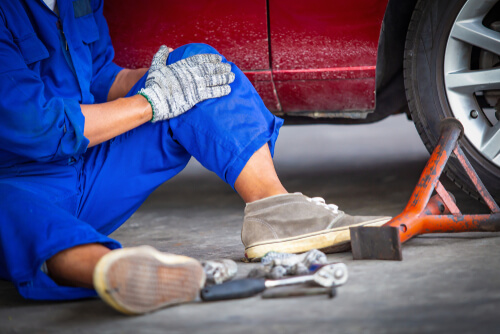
[1,114,500,334]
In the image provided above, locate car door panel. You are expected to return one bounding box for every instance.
[103,0,280,111]
[269,0,387,115]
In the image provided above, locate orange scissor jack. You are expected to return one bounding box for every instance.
[350,118,500,261]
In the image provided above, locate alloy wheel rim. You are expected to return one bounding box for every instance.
[444,0,500,167]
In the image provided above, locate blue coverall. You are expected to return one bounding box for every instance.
[0,0,283,300]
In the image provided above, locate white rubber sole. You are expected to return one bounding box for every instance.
[93,246,205,315]
[245,217,392,259]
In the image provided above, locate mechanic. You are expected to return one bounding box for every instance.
[0,0,389,314]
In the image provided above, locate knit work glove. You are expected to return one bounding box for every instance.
[138,45,235,122]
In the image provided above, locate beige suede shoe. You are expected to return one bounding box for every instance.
[242,193,391,259]
[93,246,205,315]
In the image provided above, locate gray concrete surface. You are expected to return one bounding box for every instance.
[1,114,500,334]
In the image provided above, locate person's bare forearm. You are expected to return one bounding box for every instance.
[81,95,152,147]
[107,68,149,102]
[82,48,185,147]
[82,66,151,147]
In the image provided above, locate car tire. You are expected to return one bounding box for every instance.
[404,0,500,202]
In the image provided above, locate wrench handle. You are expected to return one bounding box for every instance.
[200,278,266,301]
[265,275,312,288]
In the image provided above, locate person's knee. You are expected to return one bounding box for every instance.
[167,43,227,66]
[180,43,221,58]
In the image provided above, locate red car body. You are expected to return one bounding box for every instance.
[104,0,389,117]
[103,1,500,201]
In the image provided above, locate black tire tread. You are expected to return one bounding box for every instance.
[403,0,487,203]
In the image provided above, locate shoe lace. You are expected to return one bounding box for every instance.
[308,197,339,214]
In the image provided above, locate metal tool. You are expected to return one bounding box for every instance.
[261,286,337,299]
[200,262,348,301]
[350,118,500,261]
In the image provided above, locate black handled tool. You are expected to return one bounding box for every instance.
[201,262,348,301]
[261,286,337,299]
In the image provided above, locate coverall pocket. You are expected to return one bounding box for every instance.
[75,14,99,44]
[13,34,49,65]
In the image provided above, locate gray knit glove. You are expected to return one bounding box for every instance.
[138,45,235,122]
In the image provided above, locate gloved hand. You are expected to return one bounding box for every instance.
[138,45,235,122]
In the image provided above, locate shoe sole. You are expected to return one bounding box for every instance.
[93,246,205,315]
[244,217,391,259]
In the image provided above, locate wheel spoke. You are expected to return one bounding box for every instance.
[446,67,500,93]
[455,0,498,21]
[444,0,500,168]
[480,122,500,162]
[451,20,500,56]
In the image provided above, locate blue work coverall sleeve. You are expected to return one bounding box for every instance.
[0,16,89,163]
[88,0,123,103]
